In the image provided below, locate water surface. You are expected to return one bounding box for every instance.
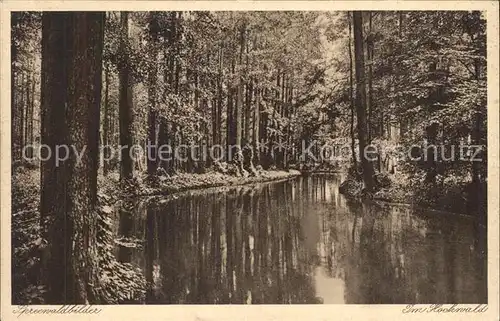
[116,174,487,304]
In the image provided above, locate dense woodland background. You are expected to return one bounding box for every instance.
[11,11,487,304]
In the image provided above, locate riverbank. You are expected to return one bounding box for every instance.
[339,172,487,220]
[11,165,301,223]
[123,169,302,198]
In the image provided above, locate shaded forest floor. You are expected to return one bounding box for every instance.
[12,166,43,303]
[11,164,300,303]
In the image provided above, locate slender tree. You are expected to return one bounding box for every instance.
[353,11,374,191]
[367,12,374,142]
[235,22,246,175]
[29,72,35,158]
[118,12,135,180]
[348,12,358,172]
[102,62,110,175]
[11,13,19,161]
[18,72,26,160]
[147,12,159,176]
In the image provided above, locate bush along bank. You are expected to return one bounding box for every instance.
[339,166,487,220]
[121,163,301,198]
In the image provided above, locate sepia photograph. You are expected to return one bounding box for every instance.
[1,1,499,320]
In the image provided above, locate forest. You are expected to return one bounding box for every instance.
[11,11,487,304]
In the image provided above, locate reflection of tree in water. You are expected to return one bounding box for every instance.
[132,181,320,304]
[117,200,146,264]
[319,182,486,304]
[116,174,486,304]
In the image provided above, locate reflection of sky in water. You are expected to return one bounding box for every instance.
[314,266,345,304]
[116,174,487,304]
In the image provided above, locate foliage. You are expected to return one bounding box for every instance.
[93,196,146,303]
[11,166,45,304]
[12,167,146,304]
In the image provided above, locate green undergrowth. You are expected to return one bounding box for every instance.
[11,166,44,304]
[93,196,146,303]
[339,169,486,218]
[12,165,146,304]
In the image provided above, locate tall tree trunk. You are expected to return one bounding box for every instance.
[172,12,182,173]
[118,12,134,180]
[29,72,35,158]
[11,13,19,162]
[19,72,26,160]
[174,13,182,95]
[41,13,69,298]
[226,56,235,162]
[469,53,484,218]
[260,89,269,169]
[235,23,245,175]
[282,76,288,169]
[158,11,174,173]
[424,61,439,184]
[244,39,251,149]
[353,11,374,191]
[367,12,374,142]
[243,34,256,177]
[270,72,280,168]
[24,73,31,156]
[253,81,260,166]
[103,63,110,175]
[277,72,286,169]
[347,12,358,172]
[212,49,220,148]
[41,12,105,303]
[147,12,159,176]
[471,57,483,186]
[216,44,223,147]
[397,12,406,140]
